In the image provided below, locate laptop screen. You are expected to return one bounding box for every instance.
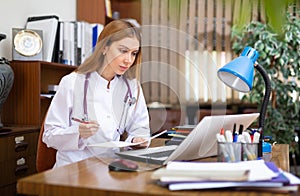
[116,113,260,165]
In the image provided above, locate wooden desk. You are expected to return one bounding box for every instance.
[17,139,292,196]
[17,156,295,196]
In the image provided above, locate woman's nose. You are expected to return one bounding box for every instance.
[124,53,133,63]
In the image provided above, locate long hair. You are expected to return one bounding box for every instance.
[76,20,141,81]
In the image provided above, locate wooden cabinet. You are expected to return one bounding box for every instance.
[2,61,76,126]
[0,127,39,196]
[0,61,75,195]
[76,0,141,24]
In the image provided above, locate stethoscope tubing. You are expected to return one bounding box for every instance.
[82,73,135,132]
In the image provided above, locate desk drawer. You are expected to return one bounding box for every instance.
[0,131,39,162]
[0,155,36,186]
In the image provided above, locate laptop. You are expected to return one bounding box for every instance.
[116,113,259,165]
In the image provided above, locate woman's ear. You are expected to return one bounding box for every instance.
[102,46,108,55]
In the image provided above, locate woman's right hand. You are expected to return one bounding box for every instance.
[79,121,99,139]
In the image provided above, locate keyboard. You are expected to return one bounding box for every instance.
[140,150,175,158]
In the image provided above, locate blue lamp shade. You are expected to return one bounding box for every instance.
[217,47,259,93]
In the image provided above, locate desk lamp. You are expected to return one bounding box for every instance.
[217,46,271,157]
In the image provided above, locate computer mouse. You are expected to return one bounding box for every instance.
[108,159,139,172]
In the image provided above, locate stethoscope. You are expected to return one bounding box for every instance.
[82,73,136,132]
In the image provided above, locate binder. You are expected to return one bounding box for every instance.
[26,15,59,62]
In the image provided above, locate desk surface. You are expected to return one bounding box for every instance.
[17,156,294,196]
[17,139,292,196]
[17,158,288,196]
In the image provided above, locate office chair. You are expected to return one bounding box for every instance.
[36,121,57,172]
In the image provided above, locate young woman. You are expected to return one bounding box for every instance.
[43,20,150,167]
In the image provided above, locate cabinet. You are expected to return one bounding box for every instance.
[76,0,141,24]
[2,61,76,126]
[0,127,39,196]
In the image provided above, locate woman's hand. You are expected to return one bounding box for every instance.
[79,121,99,139]
[132,137,150,149]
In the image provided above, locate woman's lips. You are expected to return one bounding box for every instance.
[119,65,128,71]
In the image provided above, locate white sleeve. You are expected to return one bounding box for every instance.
[43,74,85,151]
[125,84,151,143]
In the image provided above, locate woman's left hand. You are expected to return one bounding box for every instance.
[132,137,149,148]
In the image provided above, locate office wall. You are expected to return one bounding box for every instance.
[0,0,76,60]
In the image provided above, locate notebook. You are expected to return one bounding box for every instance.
[115,113,260,165]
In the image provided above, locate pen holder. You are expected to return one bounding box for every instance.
[242,143,258,161]
[217,142,241,162]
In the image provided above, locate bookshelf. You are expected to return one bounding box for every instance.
[2,61,76,126]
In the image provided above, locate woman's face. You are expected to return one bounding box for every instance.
[102,37,139,79]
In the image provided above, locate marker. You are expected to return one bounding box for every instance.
[233,123,238,142]
[220,128,225,135]
[216,133,226,142]
[216,133,230,162]
[242,132,252,143]
[225,130,233,143]
[253,132,260,143]
[238,124,244,135]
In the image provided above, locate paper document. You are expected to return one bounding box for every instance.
[88,130,167,148]
[161,160,277,181]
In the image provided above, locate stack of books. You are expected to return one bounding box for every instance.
[151,160,300,193]
[165,125,195,145]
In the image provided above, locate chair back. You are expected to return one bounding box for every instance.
[36,122,57,172]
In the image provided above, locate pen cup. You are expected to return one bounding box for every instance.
[242,143,258,161]
[217,142,241,162]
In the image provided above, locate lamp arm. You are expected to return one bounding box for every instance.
[254,63,271,130]
[254,63,271,157]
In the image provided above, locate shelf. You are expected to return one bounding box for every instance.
[2,61,76,126]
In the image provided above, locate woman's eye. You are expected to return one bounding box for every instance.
[119,48,128,53]
[132,51,138,57]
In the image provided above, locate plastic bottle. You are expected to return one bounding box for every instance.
[262,136,272,162]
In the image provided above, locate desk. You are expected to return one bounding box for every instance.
[17,156,295,196]
[17,143,294,196]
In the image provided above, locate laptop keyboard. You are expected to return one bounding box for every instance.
[140,150,175,158]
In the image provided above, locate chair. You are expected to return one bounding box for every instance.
[36,121,57,172]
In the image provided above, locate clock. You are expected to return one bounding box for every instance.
[12,28,43,60]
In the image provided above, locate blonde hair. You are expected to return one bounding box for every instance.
[76,19,141,81]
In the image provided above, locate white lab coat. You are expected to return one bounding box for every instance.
[43,71,150,167]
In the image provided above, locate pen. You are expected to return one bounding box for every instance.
[71,117,90,124]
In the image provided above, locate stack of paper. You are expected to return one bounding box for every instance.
[151,160,300,193]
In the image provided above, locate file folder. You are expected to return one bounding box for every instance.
[26,15,59,62]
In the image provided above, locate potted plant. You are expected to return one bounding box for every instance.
[231,9,300,153]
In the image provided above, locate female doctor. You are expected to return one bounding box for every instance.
[43,20,150,167]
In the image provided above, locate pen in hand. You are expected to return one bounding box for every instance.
[71,117,100,126]
[72,117,87,124]
[72,117,92,124]
[72,117,100,139]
